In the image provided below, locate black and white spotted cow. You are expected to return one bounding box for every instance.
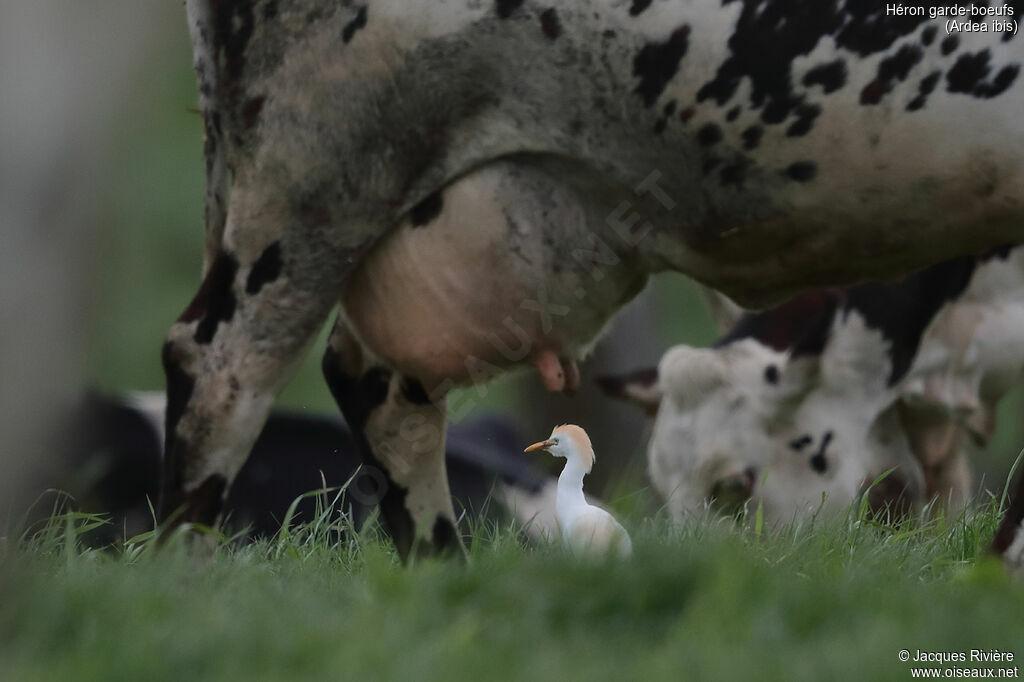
[164,0,1023,558]
[602,246,1024,522]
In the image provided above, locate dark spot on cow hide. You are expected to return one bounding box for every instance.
[789,434,812,452]
[410,191,444,227]
[320,355,392,459]
[786,103,821,137]
[761,97,791,124]
[859,79,889,105]
[860,44,923,105]
[947,50,1019,98]
[679,106,695,124]
[633,25,691,108]
[654,102,676,134]
[941,34,959,55]
[907,70,941,111]
[809,431,832,474]
[496,0,524,19]
[158,340,196,523]
[845,254,978,385]
[947,49,990,93]
[361,368,393,408]
[400,377,432,405]
[181,474,228,525]
[726,105,741,122]
[764,364,780,384]
[342,5,368,44]
[322,347,419,559]
[241,95,266,130]
[921,25,937,46]
[212,1,255,83]
[802,59,848,93]
[192,251,239,344]
[784,161,818,182]
[720,159,750,187]
[245,241,283,295]
[540,8,561,39]
[426,515,462,557]
[715,289,842,356]
[986,64,1021,98]
[741,125,763,150]
[696,122,722,147]
[630,0,653,16]
[161,340,195,460]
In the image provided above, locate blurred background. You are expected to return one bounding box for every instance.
[4,2,1022,525]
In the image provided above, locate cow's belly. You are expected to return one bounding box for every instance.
[341,162,648,389]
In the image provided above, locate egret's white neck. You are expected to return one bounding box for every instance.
[556,451,589,521]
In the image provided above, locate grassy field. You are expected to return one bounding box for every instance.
[2,496,1023,682]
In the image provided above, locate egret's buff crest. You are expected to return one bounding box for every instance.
[553,424,594,473]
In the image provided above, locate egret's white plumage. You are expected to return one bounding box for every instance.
[524,424,632,558]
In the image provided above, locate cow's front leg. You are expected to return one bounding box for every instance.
[159,278,335,534]
[322,319,462,561]
[158,207,343,534]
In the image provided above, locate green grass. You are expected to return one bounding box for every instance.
[3,496,1023,682]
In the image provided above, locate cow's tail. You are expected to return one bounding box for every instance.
[185,0,230,274]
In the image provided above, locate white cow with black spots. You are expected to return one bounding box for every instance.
[602,247,1024,523]
[163,0,1023,558]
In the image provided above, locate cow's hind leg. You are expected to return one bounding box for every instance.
[159,198,344,535]
[322,318,462,561]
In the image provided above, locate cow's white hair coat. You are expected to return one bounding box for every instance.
[647,248,1024,524]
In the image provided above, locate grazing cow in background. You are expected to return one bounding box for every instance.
[165,0,1023,558]
[31,393,559,547]
[698,285,979,512]
[602,247,1024,522]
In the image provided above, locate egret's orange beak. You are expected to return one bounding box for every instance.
[524,439,555,453]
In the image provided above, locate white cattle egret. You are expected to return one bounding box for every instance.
[524,424,632,557]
